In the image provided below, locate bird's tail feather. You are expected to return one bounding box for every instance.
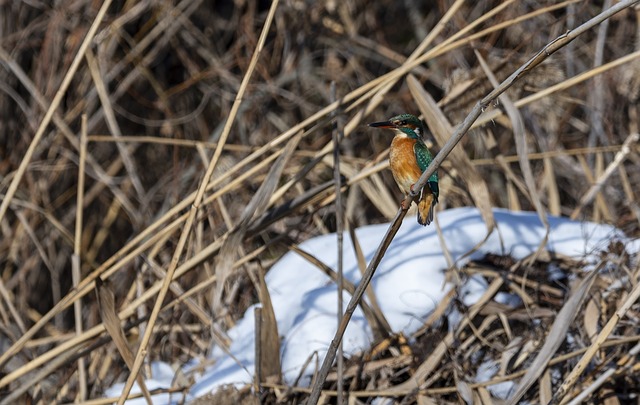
[417,191,435,226]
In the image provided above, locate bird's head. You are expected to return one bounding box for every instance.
[368,113,424,139]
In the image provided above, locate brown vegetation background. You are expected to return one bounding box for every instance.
[1,0,640,403]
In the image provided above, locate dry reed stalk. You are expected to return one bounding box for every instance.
[72,114,88,400]
[330,82,346,405]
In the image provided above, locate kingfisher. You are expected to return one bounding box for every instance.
[369,114,439,226]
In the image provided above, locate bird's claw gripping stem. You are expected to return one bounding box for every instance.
[401,184,419,210]
[401,195,412,210]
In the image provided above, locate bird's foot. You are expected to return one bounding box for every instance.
[401,196,412,210]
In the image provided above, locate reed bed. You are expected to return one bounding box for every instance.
[1,0,640,403]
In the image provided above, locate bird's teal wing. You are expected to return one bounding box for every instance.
[414,141,437,181]
[413,140,432,171]
[414,141,439,199]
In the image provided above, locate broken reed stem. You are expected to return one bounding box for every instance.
[306,1,640,403]
[115,1,281,403]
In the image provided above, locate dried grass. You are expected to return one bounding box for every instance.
[1,0,640,404]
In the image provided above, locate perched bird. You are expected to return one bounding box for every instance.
[369,114,439,225]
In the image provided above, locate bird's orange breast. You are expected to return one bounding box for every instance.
[389,135,422,194]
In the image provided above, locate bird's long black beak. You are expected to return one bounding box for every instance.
[368,121,396,129]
